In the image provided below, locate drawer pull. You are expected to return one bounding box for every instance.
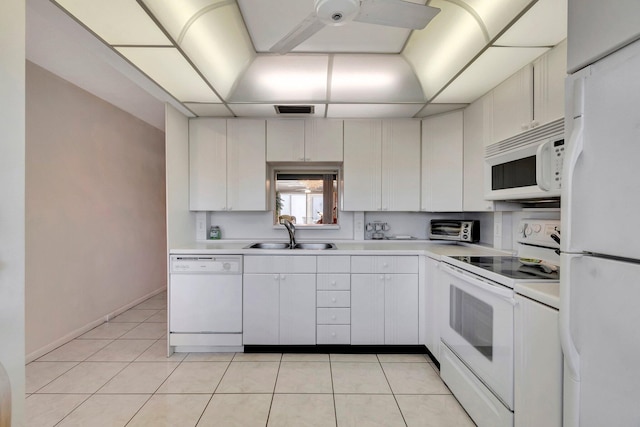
[332,315,337,320]
[331,332,336,337]
[331,297,337,303]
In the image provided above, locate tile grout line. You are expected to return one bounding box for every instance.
[329,356,339,427]
[376,355,409,427]
[264,353,283,427]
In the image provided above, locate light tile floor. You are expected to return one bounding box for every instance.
[26,293,475,426]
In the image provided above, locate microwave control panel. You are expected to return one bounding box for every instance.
[551,138,565,189]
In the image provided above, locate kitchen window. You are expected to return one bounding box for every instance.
[274,170,339,227]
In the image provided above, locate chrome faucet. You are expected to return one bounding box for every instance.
[282,219,296,248]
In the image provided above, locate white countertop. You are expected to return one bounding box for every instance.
[514,282,560,309]
[170,239,511,259]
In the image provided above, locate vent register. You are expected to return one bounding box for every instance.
[486,118,564,157]
[275,105,316,115]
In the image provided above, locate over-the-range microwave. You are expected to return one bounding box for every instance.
[484,120,565,200]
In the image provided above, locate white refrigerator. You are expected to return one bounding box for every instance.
[562,2,640,425]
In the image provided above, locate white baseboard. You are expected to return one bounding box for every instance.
[26,287,166,363]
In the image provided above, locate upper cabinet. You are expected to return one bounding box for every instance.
[488,42,567,145]
[463,97,494,212]
[491,64,534,144]
[189,118,267,211]
[266,119,343,162]
[533,40,567,128]
[189,118,227,211]
[343,119,421,212]
[422,110,463,212]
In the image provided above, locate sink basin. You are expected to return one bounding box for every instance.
[245,242,291,249]
[293,242,337,250]
[245,242,337,250]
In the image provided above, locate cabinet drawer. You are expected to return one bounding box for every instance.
[317,325,350,344]
[351,256,419,274]
[244,255,317,273]
[317,256,351,273]
[317,308,351,325]
[317,274,350,290]
[317,291,351,308]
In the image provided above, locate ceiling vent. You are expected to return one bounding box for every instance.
[275,105,315,115]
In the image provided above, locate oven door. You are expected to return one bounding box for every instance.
[440,262,515,409]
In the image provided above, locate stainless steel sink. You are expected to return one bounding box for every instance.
[293,242,337,250]
[245,242,291,249]
[245,242,337,250]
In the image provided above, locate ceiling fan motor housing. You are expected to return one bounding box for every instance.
[316,0,360,26]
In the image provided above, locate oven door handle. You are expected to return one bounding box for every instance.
[441,263,515,302]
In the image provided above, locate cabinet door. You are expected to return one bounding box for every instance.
[463,99,494,211]
[384,274,418,344]
[351,274,385,344]
[279,274,316,345]
[243,274,279,345]
[533,41,567,128]
[305,119,343,162]
[343,120,382,211]
[422,110,463,211]
[381,119,421,211]
[266,119,305,162]
[492,64,533,143]
[227,119,266,211]
[189,118,227,211]
[514,295,562,427]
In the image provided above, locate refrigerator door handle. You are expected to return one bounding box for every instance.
[561,114,584,253]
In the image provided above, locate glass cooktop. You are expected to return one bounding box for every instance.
[449,256,560,281]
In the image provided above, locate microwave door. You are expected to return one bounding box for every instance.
[485,144,540,200]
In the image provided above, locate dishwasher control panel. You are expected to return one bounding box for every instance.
[170,256,242,274]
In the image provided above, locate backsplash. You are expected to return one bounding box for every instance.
[196,210,498,246]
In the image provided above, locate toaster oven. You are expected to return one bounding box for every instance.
[428,220,479,242]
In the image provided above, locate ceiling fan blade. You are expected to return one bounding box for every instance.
[354,0,440,29]
[269,12,327,54]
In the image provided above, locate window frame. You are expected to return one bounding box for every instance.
[270,165,342,229]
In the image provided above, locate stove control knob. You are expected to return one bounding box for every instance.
[532,224,542,233]
[524,226,532,236]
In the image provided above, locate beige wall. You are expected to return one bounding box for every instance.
[0,0,26,423]
[25,61,167,359]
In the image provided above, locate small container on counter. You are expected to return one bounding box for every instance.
[209,226,221,240]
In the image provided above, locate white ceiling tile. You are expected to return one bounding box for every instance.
[458,0,534,40]
[116,47,221,103]
[496,0,568,46]
[229,104,327,117]
[55,0,171,45]
[141,0,228,40]
[330,55,425,102]
[230,55,329,102]
[184,103,234,117]
[434,46,549,104]
[326,104,423,118]
[403,1,486,100]
[415,103,467,117]
[176,2,256,98]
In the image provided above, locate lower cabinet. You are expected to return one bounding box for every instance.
[424,257,441,359]
[514,294,562,427]
[243,256,316,345]
[351,274,419,345]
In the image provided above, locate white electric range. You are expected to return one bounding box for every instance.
[438,219,560,427]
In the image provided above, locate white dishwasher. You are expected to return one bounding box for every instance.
[169,255,243,349]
